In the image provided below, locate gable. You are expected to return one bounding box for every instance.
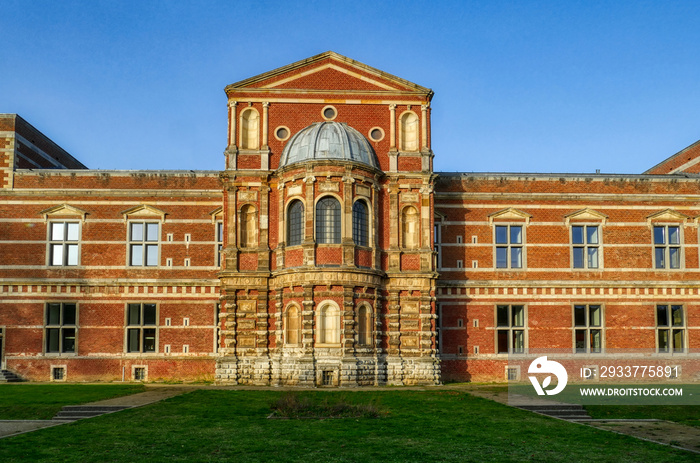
[264,65,399,92]
[226,51,431,96]
[488,207,532,224]
[564,208,608,224]
[644,139,700,175]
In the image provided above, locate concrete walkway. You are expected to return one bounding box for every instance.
[465,386,700,454]
[0,387,189,439]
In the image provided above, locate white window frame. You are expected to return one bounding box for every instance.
[653,224,682,270]
[45,302,78,355]
[573,304,604,353]
[494,224,525,269]
[125,303,158,354]
[495,304,526,354]
[656,304,686,354]
[216,221,223,267]
[570,224,601,269]
[128,221,160,267]
[47,221,81,266]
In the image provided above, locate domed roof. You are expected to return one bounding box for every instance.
[279,122,379,169]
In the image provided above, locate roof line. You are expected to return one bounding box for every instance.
[225,51,432,96]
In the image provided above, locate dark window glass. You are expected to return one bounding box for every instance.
[45,303,77,353]
[352,201,369,247]
[127,303,158,353]
[287,200,304,246]
[316,197,341,244]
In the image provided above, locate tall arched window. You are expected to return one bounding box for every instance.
[317,303,340,344]
[402,206,420,249]
[240,108,260,150]
[352,200,369,247]
[287,200,304,246]
[358,305,372,346]
[316,197,341,244]
[285,305,301,345]
[400,112,419,151]
[239,204,257,248]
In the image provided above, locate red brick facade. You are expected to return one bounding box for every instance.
[0,52,697,384]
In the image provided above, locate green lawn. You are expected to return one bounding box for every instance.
[0,389,695,462]
[0,384,145,420]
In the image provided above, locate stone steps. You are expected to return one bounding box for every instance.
[0,370,23,382]
[52,405,129,421]
[518,404,593,421]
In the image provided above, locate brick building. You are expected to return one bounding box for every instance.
[0,52,697,385]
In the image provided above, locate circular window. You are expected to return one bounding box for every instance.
[322,105,337,120]
[274,126,291,141]
[368,127,384,142]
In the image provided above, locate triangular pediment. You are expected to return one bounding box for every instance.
[226,51,431,95]
[39,204,88,221]
[209,206,223,223]
[488,208,532,224]
[121,205,167,221]
[646,209,689,224]
[564,208,608,224]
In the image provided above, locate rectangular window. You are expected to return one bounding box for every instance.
[657,305,685,353]
[572,225,599,269]
[495,225,523,269]
[653,225,681,269]
[126,303,157,353]
[45,303,77,354]
[49,222,80,266]
[496,305,525,353]
[216,221,223,267]
[434,223,442,269]
[129,222,159,266]
[573,305,602,353]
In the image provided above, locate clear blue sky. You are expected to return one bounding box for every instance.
[3,1,700,174]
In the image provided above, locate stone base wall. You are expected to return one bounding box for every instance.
[215,353,440,387]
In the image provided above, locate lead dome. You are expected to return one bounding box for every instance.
[278,121,379,169]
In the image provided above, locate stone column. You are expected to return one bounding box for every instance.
[420,183,433,271]
[421,104,428,151]
[303,174,316,266]
[388,181,400,270]
[276,182,285,269]
[258,182,271,271]
[389,104,398,172]
[228,101,237,149]
[342,173,355,266]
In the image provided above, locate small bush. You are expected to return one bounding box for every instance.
[270,393,384,419]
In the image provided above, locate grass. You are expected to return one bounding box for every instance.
[0,384,146,420]
[270,392,384,419]
[0,389,696,462]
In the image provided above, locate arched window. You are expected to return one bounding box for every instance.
[316,197,341,244]
[239,204,257,248]
[400,112,419,151]
[317,303,340,344]
[285,305,301,345]
[352,200,369,247]
[402,206,420,249]
[358,305,372,346]
[240,108,259,150]
[287,200,304,246]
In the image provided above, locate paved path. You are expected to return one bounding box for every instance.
[0,386,189,439]
[465,385,700,454]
